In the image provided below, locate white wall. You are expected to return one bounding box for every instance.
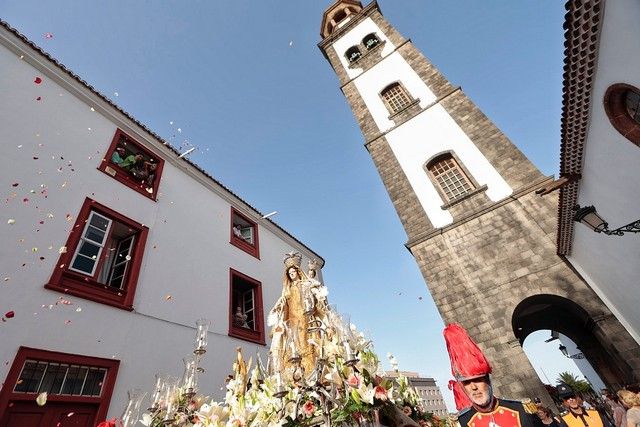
[568,0,640,343]
[0,31,321,418]
[332,19,512,228]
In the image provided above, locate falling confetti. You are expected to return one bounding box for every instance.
[64,320,72,325]
[289,41,294,47]
[36,96,42,101]
[114,92,119,97]
[43,32,54,39]
[4,311,15,319]
[58,246,67,254]
[165,294,172,301]
[67,412,75,417]
[75,307,82,312]
[34,77,42,84]
[177,128,182,133]
[7,219,15,225]
[36,392,47,406]
[11,183,19,187]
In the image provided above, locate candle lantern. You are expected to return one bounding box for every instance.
[121,388,147,427]
[194,318,209,355]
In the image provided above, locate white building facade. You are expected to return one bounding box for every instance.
[554,0,640,346]
[0,21,323,425]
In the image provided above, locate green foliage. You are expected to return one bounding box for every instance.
[556,371,593,394]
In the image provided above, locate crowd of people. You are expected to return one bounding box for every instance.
[111,144,157,187]
[443,324,640,427]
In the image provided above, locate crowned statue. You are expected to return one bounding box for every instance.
[268,252,329,378]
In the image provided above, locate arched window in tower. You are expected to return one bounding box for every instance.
[363,33,380,50]
[427,154,474,201]
[345,46,362,63]
[380,82,412,114]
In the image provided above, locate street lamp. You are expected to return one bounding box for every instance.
[573,205,640,236]
[559,344,585,359]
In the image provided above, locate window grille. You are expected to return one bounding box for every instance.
[13,360,107,397]
[381,83,412,113]
[429,156,474,201]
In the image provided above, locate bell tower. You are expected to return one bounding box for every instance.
[319,0,640,400]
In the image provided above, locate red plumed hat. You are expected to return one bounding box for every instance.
[444,323,492,381]
[449,380,473,411]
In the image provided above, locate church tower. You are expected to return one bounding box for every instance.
[319,1,640,400]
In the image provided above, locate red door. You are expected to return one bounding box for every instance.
[0,401,98,427]
[0,347,120,427]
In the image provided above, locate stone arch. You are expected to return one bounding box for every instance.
[512,294,632,389]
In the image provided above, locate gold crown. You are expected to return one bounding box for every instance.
[283,252,302,269]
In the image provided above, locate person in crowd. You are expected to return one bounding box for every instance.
[559,383,607,427]
[443,323,542,427]
[618,389,640,427]
[605,393,627,427]
[129,157,157,186]
[111,145,127,165]
[536,405,563,427]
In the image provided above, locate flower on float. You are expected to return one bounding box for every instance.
[374,385,389,401]
[302,400,316,418]
[403,406,413,416]
[347,373,361,388]
[197,402,228,426]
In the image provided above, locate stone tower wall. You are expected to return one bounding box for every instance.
[319,1,640,400]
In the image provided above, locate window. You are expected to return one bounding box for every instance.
[625,89,640,123]
[363,33,380,50]
[46,198,149,310]
[230,207,259,259]
[0,347,119,425]
[99,129,164,200]
[345,46,362,63]
[427,154,474,201]
[381,83,413,114]
[604,83,640,147]
[228,269,265,345]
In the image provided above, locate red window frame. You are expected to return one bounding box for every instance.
[230,207,260,259]
[98,129,165,200]
[0,347,119,426]
[228,269,265,345]
[45,198,149,311]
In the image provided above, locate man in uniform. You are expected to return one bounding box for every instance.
[558,383,606,427]
[443,324,542,427]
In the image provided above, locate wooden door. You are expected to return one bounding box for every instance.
[0,401,98,427]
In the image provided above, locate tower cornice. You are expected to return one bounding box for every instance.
[318,1,381,53]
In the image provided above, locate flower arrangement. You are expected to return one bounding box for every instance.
[102,255,450,427]
[125,317,447,427]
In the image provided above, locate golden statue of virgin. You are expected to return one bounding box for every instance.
[268,252,328,378]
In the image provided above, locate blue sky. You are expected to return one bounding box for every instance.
[0,0,588,410]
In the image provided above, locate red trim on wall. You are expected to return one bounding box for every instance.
[45,198,148,311]
[229,207,260,259]
[228,268,266,345]
[97,129,165,201]
[0,347,120,425]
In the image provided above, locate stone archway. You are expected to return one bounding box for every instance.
[512,294,632,390]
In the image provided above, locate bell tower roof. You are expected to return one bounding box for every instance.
[320,0,363,39]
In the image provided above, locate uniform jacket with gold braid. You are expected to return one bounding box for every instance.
[458,398,543,427]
